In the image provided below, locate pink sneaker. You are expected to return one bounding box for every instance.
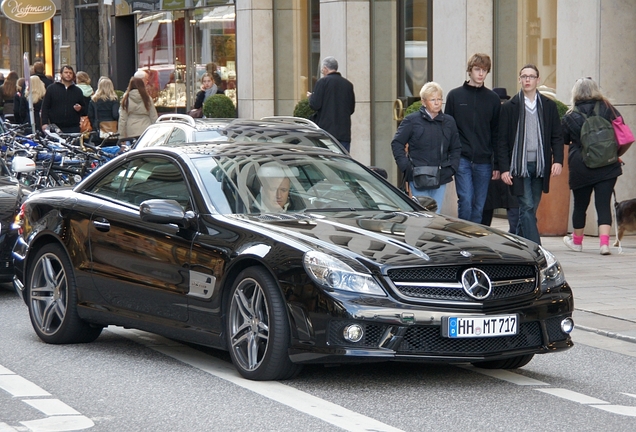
[563,235,582,252]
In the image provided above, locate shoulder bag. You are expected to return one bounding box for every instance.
[410,121,444,190]
[189,107,203,118]
[607,102,634,157]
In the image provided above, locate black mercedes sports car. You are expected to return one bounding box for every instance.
[0,158,30,281]
[13,141,574,380]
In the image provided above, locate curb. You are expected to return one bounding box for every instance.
[574,324,636,344]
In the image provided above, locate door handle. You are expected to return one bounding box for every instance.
[92,219,110,232]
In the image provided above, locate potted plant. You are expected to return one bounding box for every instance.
[203,94,237,118]
[293,98,316,120]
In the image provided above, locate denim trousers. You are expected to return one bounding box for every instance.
[455,157,492,223]
[410,182,446,214]
[516,162,544,245]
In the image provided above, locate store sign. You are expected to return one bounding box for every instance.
[1,0,57,24]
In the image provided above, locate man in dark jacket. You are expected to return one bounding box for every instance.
[33,62,54,88]
[444,53,501,223]
[497,64,563,245]
[41,65,86,133]
[307,56,355,152]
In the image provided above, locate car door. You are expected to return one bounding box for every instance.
[85,155,194,322]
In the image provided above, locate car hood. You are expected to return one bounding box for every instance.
[235,211,540,267]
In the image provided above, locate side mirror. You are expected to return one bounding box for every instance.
[414,195,438,212]
[140,199,189,227]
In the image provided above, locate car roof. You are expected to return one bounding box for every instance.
[153,114,322,133]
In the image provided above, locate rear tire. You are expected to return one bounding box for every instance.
[27,243,102,344]
[226,267,301,380]
[472,354,535,370]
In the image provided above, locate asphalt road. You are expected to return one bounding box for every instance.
[1,284,635,432]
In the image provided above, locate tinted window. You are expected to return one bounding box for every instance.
[87,157,191,209]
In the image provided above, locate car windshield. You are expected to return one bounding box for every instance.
[192,153,415,215]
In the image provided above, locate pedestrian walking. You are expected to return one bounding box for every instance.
[32,61,54,88]
[19,75,46,132]
[561,77,622,255]
[88,77,120,140]
[391,82,461,212]
[41,65,87,133]
[307,56,355,152]
[497,64,563,245]
[118,77,158,138]
[444,53,501,223]
[0,71,19,123]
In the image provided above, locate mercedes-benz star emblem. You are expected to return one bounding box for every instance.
[461,268,492,300]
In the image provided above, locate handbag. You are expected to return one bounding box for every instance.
[608,103,634,157]
[412,165,441,189]
[99,120,118,138]
[189,107,203,118]
[80,116,92,133]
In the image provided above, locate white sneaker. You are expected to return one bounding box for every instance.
[563,235,582,252]
[600,245,611,255]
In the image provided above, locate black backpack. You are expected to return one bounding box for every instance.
[574,102,617,168]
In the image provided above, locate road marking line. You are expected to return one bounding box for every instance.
[622,392,636,399]
[590,405,636,417]
[0,422,19,432]
[107,326,405,432]
[23,399,81,416]
[535,388,609,405]
[0,365,14,375]
[459,365,549,385]
[0,375,50,397]
[20,416,94,432]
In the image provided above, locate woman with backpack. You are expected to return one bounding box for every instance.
[562,77,622,255]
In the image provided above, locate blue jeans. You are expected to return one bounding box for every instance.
[455,157,492,223]
[516,162,544,245]
[410,182,446,213]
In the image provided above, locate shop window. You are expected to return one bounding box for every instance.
[495,0,557,96]
[136,5,236,113]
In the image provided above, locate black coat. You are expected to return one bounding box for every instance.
[497,92,564,195]
[40,82,87,132]
[561,100,622,190]
[309,72,355,143]
[88,99,120,132]
[391,107,462,186]
[444,81,501,166]
[18,96,43,132]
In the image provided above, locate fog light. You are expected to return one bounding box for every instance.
[561,317,574,333]
[343,324,364,342]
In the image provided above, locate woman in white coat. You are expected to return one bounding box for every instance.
[118,77,158,138]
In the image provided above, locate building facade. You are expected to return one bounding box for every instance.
[2,0,634,233]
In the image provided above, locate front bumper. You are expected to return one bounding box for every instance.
[288,287,574,365]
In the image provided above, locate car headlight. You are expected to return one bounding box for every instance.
[303,251,386,296]
[539,245,566,292]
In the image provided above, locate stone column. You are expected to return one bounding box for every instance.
[320,0,371,165]
[236,0,275,119]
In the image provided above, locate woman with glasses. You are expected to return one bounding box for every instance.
[391,81,461,212]
[561,77,622,255]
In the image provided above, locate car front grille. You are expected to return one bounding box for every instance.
[387,264,537,302]
[397,321,542,355]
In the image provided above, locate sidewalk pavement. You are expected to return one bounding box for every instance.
[491,217,636,349]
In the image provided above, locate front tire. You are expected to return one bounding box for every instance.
[27,243,102,344]
[472,354,535,370]
[226,267,301,380]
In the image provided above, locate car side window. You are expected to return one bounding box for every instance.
[134,127,173,149]
[165,127,187,146]
[87,157,192,210]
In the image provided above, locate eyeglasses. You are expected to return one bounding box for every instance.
[520,75,538,80]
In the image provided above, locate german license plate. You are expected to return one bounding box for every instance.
[442,315,518,338]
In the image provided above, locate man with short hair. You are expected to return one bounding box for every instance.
[497,64,563,245]
[307,56,355,152]
[444,53,501,223]
[33,61,54,88]
[41,65,87,133]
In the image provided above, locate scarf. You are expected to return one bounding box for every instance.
[510,90,545,178]
[204,84,218,101]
